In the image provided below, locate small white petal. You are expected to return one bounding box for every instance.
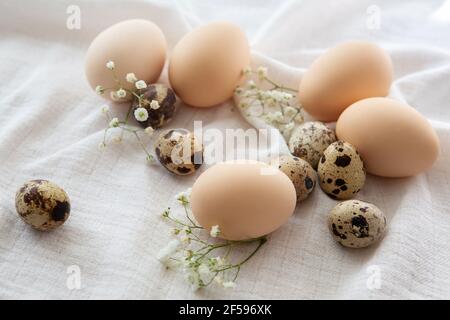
[98,142,106,150]
[144,126,154,135]
[222,281,236,289]
[95,85,105,95]
[106,60,115,70]
[134,107,149,122]
[210,225,220,238]
[242,66,252,75]
[150,100,160,110]
[126,73,137,83]
[257,66,268,80]
[246,80,256,89]
[100,105,110,114]
[116,89,126,98]
[135,80,147,90]
[109,117,119,128]
[157,239,181,263]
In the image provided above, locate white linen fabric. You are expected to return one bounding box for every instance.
[1,0,450,300]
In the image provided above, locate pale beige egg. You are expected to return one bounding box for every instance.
[85,19,167,101]
[190,161,296,241]
[336,97,440,177]
[169,21,250,107]
[299,41,393,122]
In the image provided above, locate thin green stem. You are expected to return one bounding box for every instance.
[163,214,202,230]
[214,237,267,272]
[133,131,153,161]
[183,205,200,228]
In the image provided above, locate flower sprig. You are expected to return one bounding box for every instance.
[234,66,305,139]
[96,60,155,163]
[158,189,267,290]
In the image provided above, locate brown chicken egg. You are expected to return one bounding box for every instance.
[299,41,393,121]
[190,161,296,241]
[85,19,167,101]
[169,21,250,107]
[336,97,440,177]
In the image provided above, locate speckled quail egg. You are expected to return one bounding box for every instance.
[15,180,71,231]
[132,84,177,129]
[328,200,387,248]
[288,121,336,169]
[270,155,316,202]
[155,129,203,175]
[318,141,365,200]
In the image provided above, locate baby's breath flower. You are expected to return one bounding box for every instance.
[265,111,283,124]
[222,281,236,289]
[242,66,252,75]
[112,136,122,144]
[109,117,119,128]
[234,87,244,95]
[98,142,106,150]
[214,256,226,267]
[106,60,115,70]
[184,267,201,291]
[171,228,181,236]
[294,113,304,123]
[95,85,105,95]
[116,89,126,98]
[210,225,220,238]
[282,92,293,100]
[176,188,192,205]
[110,91,119,101]
[284,106,297,118]
[134,107,149,122]
[145,126,155,135]
[246,80,256,89]
[257,66,268,81]
[198,264,213,280]
[146,154,155,163]
[239,102,248,109]
[181,236,191,245]
[150,100,160,110]
[161,208,170,218]
[100,105,110,114]
[126,73,138,83]
[157,239,181,263]
[135,80,147,90]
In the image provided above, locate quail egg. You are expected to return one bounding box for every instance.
[15,180,71,231]
[328,200,387,248]
[270,155,316,202]
[318,141,365,200]
[132,84,177,129]
[155,129,203,175]
[288,121,336,169]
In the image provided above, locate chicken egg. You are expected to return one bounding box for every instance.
[336,97,440,177]
[190,161,296,241]
[85,19,167,101]
[169,21,250,107]
[299,41,393,121]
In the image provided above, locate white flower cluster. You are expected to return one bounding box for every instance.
[96,60,156,163]
[234,66,304,140]
[157,188,267,291]
[95,60,148,101]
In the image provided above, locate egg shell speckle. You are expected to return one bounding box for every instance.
[155,129,203,175]
[288,121,336,169]
[15,180,71,231]
[318,141,365,200]
[328,200,387,248]
[271,155,316,202]
[132,84,177,129]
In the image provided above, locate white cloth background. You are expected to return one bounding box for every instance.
[1,0,450,299]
